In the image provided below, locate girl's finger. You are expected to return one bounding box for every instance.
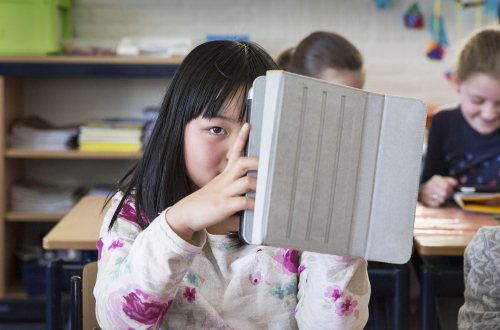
[225,175,257,196]
[227,157,258,180]
[227,196,255,212]
[227,123,250,164]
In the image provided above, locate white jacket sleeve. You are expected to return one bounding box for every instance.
[295,252,370,329]
[94,193,206,329]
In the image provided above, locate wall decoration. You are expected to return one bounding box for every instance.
[374,0,391,9]
[426,0,448,60]
[426,40,446,59]
[404,3,425,28]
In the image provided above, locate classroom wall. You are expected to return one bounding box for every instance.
[71,0,497,106]
[22,0,497,185]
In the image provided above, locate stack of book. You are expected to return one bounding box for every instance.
[9,116,78,150]
[11,181,76,213]
[78,118,144,152]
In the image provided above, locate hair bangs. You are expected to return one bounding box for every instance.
[202,81,249,123]
[199,44,268,122]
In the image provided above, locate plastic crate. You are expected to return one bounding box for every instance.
[0,0,72,55]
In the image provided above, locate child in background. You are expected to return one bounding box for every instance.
[458,226,500,329]
[277,31,365,88]
[94,40,370,329]
[419,27,500,207]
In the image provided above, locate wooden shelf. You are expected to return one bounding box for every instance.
[5,149,142,159]
[0,55,183,77]
[6,211,64,222]
[0,55,184,65]
[0,58,175,299]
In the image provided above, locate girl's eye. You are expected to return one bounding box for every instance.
[209,127,227,136]
[471,98,484,105]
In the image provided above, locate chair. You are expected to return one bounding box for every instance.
[46,259,99,330]
[412,253,464,330]
[69,261,99,330]
[46,260,85,330]
[420,265,464,330]
[366,262,410,330]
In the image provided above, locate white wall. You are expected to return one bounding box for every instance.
[71,0,497,106]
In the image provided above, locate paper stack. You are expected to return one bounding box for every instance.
[9,116,78,150]
[79,118,144,152]
[11,182,76,213]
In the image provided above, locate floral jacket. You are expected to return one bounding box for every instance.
[94,193,371,329]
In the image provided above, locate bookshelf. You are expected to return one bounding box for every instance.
[0,55,181,298]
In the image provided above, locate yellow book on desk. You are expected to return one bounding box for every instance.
[453,192,500,215]
[79,142,141,152]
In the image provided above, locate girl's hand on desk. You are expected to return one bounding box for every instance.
[420,175,458,207]
[166,123,257,242]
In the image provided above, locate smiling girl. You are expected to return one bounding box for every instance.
[419,27,500,207]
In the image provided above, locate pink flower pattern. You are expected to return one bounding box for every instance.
[108,239,124,250]
[335,295,358,317]
[274,248,300,274]
[121,289,171,325]
[183,287,196,303]
[96,238,104,261]
[298,264,306,274]
[98,194,368,327]
[249,272,262,286]
[325,285,343,303]
[119,201,149,226]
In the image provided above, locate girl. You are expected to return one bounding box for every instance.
[277,31,365,88]
[94,41,370,329]
[419,27,500,207]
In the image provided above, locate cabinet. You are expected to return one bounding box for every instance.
[0,56,181,298]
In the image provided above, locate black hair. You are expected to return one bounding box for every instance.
[108,40,279,231]
[277,31,363,78]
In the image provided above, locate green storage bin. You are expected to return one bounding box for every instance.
[0,0,72,55]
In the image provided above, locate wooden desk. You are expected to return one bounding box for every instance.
[43,196,107,250]
[413,205,499,329]
[413,204,499,256]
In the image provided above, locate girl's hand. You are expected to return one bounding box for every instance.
[419,175,458,207]
[166,123,257,242]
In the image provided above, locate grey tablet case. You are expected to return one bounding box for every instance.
[240,71,426,264]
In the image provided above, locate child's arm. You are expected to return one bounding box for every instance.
[419,112,458,206]
[295,252,370,329]
[94,193,206,329]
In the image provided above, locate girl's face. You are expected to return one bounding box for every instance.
[457,73,500,135]
[317,67,365,89]
[183,95,244,189]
